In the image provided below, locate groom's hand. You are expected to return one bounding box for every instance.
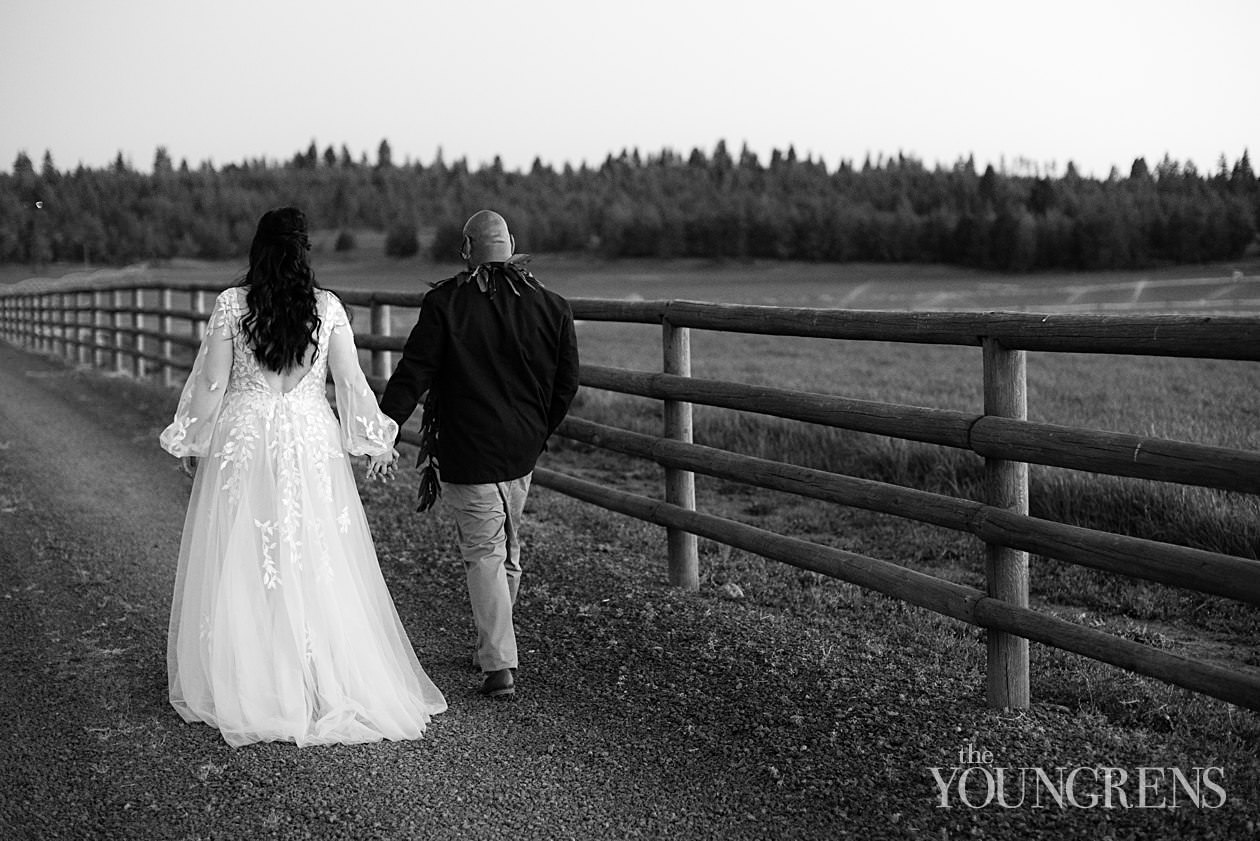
[367,447,400,481]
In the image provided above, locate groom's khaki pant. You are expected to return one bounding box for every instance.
[441,474,531,673]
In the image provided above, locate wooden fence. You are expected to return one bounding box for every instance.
[3,275,1259,713]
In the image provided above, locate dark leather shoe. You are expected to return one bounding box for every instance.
[481,668,515,698]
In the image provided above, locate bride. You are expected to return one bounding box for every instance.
[159,207,446,747]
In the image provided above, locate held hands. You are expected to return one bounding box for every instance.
[180,456,199,478]
[366,447,400,482]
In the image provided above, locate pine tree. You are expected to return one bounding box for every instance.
[153,146,173,175]
[41,151,59,183]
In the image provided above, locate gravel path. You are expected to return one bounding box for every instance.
[1,342,1256,840]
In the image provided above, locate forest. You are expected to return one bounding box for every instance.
[0,140,1256,272]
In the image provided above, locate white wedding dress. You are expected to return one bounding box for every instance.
[159,287,446,747]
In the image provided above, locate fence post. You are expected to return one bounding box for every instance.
[54,293,63,355]
[46,293,57,354]
[40,292,49,354]
[76,291,89,364]
[71,291,80,362]
[370,300,393,379]
[111,289,125,373]
[662,318,699,589]
[32,293,43,352]
[47,293,58,354]
[94,289,108,368]
[982,337,1030,709]
[132,287,146,378]
[192,290,207,340]
[64,292,73,358]
[40,294,51,353]
[15,295,25,345]
[66,291,75,360]
[22,294,33,348]
[160,287,174,386]
[31,294,40,349]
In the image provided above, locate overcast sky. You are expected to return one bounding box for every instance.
[2,0,1256,179]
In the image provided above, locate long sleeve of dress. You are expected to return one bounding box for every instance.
[159,290,236,458]
[327,296,399,456]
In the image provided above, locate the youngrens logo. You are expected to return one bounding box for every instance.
[929,743,1227,810]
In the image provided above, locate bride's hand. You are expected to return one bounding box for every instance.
[180,456,199,477]
[366,447,399,481]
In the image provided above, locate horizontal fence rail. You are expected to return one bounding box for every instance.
[578,366,1260,494]
[3,274,1259,713]
[556,417,1260,607]
[569,299,1260,359]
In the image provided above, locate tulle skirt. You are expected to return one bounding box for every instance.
[168,393,446,747]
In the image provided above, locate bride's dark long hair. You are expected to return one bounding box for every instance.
[238,207,321,372]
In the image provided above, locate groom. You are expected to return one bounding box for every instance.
[377,209,580,698]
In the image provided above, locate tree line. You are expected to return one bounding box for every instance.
[1,140,1256,272]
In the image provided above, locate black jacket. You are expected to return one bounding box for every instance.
[379,263,580,484]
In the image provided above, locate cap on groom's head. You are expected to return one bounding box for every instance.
[461,210,514,265]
